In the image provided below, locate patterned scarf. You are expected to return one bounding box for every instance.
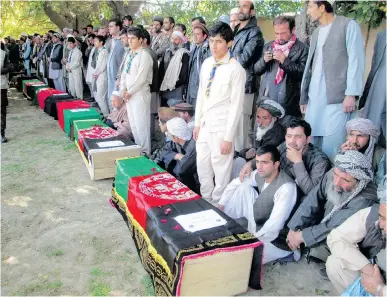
[272,34,296,85]
[125,51,139,73]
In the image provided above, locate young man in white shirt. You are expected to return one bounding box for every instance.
[194,22,246,203]
[218,145,298,264]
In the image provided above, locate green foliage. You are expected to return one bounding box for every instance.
[337,1,386,28]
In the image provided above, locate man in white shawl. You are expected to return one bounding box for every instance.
[65,37,83,99]
[159,30,189,107]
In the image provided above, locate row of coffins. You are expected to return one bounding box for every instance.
[16,76,264,296]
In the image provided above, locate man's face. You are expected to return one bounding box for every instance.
[68,42,76,49]
[127,34,142,50]
[333,167,357,193]
[35,37,41,45]
[158,119,167,133]
[73,31,79,37]
[230,13,240,30]
[274,22,293,45]
[171,34,183,47]
[379,204,387,234]
[163,18,173,31]
[43,35,48,43]
[175,26,185,35]
[123,19,132,27]
[153,21,162,33]
[193,28,206,45]
[52,36,58,43]
[178,111,190,123]
[285,126,310,151]
[94,37,101,47]
[98,28,108,37]
[307,1,323,22]
[255,152,278,178]
[256,108,273,128]
[82,29,87,36]
[239,0,252,21]
[111,95,123,109]
[347,130,370,151]
[109,22,119,36]
[209,34,231,61]
[191,20,201,28]
[87,27,93,34]
[88,37,94,45]
[120,34,129,48]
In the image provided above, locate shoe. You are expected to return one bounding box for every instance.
[1,136,8,143]
[318,268,329,281]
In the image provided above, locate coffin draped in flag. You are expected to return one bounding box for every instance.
[111,156,264,296]
[56,100,90,131]
[43,94,74,119]
[29,85,50,105]
[17,76,37,92]
[63,108,101,138]
[73,119,109,142]
[23,80,43,97]
[38,89,66,110]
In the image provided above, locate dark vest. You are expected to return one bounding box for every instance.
[359,204,386,260]
[254,171,297,251]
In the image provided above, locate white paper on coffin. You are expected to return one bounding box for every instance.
[96,140,125,148]
[69,108,90,112]
[174,209,227,232]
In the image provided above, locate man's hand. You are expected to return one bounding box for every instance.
[300,104,307,114]
[263,51,274,63]
[340,140,357,152]
[174,153,184,161]
[273,50,286,64]
[245,148,256,159]
[92,73,99,79]
[361,264,385,296]
[61,58,67,65]
[342,95,356,113]
[239,162,253,182]
[286,230,304,250]
[286,144,304,164]
[115,79,120,88]
[193,127,200,141]
[123,91,131,102]
[217,204,225,212]
[220,140,232,155]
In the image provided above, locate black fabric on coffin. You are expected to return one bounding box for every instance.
[43,94,74,119]
[26,84,47,99]
[16,76,37,92]
[82,136,136,161]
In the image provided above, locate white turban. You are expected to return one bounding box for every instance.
[166,117,192,141]
[258,100,285,119]
[378,176,386,204]
[112,90,122,98]
[172,30,185,41]
[230,8,239,15]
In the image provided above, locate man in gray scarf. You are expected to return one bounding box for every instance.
[286,150,378,267]
[340,118,385,181]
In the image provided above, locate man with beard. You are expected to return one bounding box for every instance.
[37,34,49,83]
[229,8,240,31]
[286,150,378,266]
[116,29,130,90]
[66,37,84,99]
[159,30,189,107]
[163,17,175,39]
[231,0,264,153]
[254,16,308,118]
[186,23,211,107]
[340,118,385,183]
[218,145,299,264]
[239,118,331,196]
[151,16,170,60]
[326,177,386,294]
[61,28,73,90]
[172,103,195,132]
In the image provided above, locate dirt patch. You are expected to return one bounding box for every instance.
[1,89,335,296]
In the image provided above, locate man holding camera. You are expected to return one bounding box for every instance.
[254,16,308,118]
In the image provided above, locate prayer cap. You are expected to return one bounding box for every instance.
[153,16,164,23]
[328,0,335,5]
[53,33,60,38]
[378,176,386,203]
[192,23,209,36]
[346,118,380,160]
[172,103,194,112]
[67,36,76,43]
[158,107,179,122]
[334,150,374,182]
[112,90,122,98]
[258,100,285,119]
[166,117,192,141]
[218,15,230,25]
[172,30,185,40]
[230,8,239,15]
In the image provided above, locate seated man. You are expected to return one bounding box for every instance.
[286,150,378,267]
[326,177,386,295]
[218,145,298,264]
[105,91,132,139]
[172,102,195,132]
[154,117,198,193]
[239,118,331,197]
[340,118,385,184]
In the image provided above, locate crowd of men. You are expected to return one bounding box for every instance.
[1,0,386,294]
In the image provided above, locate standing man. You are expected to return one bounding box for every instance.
[254,16,308,118]
[159,31,189,107]
[231,0,264,152]
[85,34,96,98]
[116,28,130,90]
[187,24,211,107]
[61,28,73,90]
[359,30,386,148]
[300,0,365,161]
[123,15,133,28]
[107,19,125,112]
[151,16,170,60]
[229,8,240,31]
[163,17,175,38]
[48,33,66,92]
[66,37,83,99]
[120,27,153,156]
[194,22,246,203]
[1,42,11,143]
[23,35,32,76]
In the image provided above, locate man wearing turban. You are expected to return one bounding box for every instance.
[286,150,378,268]
[327,176,386,295]
[340,118,385,183]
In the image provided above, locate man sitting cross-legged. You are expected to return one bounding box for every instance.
[218,145,298,264]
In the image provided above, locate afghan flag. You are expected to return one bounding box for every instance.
[72,119,109,143]
[23,80,43,97]
[63,108,101,138]
[56,100,90,131]
[43,94,74,119]
[37,89,66,110]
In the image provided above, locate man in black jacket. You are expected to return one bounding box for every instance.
[254,16,308,118]
[48,33,65,92]
[231,0,264,153]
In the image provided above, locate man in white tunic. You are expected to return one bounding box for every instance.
[120,27,153,156]
[92,36,109,117]
[194,22,246,202]
[218,146,298,264]
[300,0,365,161]
[48,33,66,92]
[65,37,83,99]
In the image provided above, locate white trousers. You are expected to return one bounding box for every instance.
[235,93,254,152]
[53,72,66,92]
[196,126,234,202]
[68,70,83,99]
[126,91,151,156]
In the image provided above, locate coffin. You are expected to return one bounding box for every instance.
[30,86,51,105]
[72,119,108,142]
[22,80,43,97]
[16,76,37,92]
[63,108,101,138]
[56,100,90,131]
[111,157,264,296]
[43,94,74,119]
[37,89,66,110]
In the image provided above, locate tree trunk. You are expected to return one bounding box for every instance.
[43,2,72,30]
